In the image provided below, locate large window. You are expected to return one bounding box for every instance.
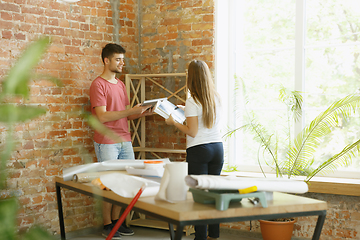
[216,0,360,178]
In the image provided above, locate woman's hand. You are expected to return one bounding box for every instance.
[165,115,176,125]
[176,105,185,111]
[165,115,198,138]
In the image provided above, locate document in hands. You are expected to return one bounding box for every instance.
[141,98,167,109]
[142,98,186,124]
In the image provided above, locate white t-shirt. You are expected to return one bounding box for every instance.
[185,96,222,148]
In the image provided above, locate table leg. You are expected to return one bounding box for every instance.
[56,184,66,240]
[174,225,184,240]
[312,211,326,240]
[168,223,175,240]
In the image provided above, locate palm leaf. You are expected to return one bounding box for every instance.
[305,139,360,182]
[288,94,360,178]
[0,198,17,240]
[31,74,63,88]
[222,124,250,139]
[257,142,268,178]
[246,119,283,177]
[22,226,55,240]
[0,105,47,123]
[0,128,15,189]
[81,112,124,143]
[279,86,303,122]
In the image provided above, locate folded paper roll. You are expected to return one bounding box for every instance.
[185,175,308,194]
[73,171,123,183]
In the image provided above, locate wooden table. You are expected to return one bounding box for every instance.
[55,176,327,240]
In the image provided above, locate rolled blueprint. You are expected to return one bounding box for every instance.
[100,172,160,198]
[185,175,308,194]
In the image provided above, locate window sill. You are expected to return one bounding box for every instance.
[221,171,360,197]
[307,177,360,196]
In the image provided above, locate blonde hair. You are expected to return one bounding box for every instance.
[187,60,219,128]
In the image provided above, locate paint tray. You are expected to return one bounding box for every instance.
[189,188,268,210]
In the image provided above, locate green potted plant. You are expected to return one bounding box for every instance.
[224,83,360,240]
[225,86,360,181]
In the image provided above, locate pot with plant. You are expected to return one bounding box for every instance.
[224,84,360,240]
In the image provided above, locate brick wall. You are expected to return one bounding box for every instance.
[1,0,359,239]
[140,0,215,73]
[138,0,215,159]
[297,193,360,240]
[0,0,138,234]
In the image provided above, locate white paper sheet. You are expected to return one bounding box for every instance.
[62,158,170,181]
[100,173,160,198]
[125,166,164,177]
[185,175,308,194]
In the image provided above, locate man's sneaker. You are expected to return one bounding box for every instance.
[111,220,135,236]
[117,224,135,236]
[102,224,121,239]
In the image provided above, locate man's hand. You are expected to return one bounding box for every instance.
[140,105,154,116]
[127,104,153,120]
[132,104,152,115]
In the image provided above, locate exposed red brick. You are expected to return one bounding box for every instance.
[45,168,60,176]
[0,20,13,30]
[14,33,26,40]
[48,18,59,26]
[161,18,181,26]
[0,2,21,12]
[31,195,43,204]
[2,30,12,39]
[47,130,67,139]
[192,38,213,46]
[1,12,13,21]
[192,22,214,30]
[22,6,44,15]
[44,27,65,36]
[203,14,214,22]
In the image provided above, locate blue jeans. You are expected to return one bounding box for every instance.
[94,141,135,162]
[186,142,224,240]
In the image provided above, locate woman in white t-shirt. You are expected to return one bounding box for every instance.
[165,60,224,240]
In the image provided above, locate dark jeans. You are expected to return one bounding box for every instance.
[186,142,224,240]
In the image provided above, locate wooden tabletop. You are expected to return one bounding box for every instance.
[55,176,327,222]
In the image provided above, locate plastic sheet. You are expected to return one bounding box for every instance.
[62,158,170,181]
[100,173,160,198]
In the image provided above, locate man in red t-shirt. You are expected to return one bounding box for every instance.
[90,43,152,239]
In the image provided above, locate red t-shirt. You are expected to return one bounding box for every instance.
[90,77,131,144]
